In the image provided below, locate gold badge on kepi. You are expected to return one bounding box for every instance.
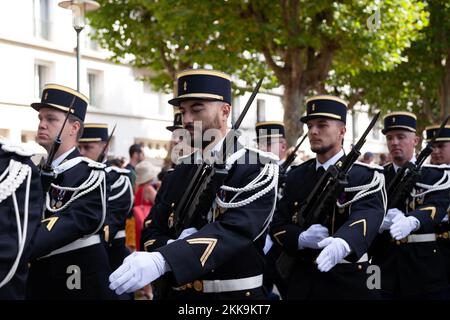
[183,81,187,91]
[312,104,316,111]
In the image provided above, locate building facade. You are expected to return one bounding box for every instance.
[0,0,387,166]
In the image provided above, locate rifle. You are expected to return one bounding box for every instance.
[279,133,308,175]
[40,97,76,193]
[386,115,450,209]
[97,124,116,162]
[173,78,264,237]
[276,112,380,280]
[295,111,381,229]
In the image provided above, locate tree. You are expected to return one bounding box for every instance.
[331,0,450,135]
[89,1,428,145]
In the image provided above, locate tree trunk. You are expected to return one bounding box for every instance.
[282,82,305,147]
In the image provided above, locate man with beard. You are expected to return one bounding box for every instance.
[371,113,450,299]
[270,95,385,299]
[109,69,279,300]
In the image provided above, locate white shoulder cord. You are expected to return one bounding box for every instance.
[45,169,107,235]
[214,163,279,241]
[336,170,387,214]
[0,160,32,288]
[108,175,128,201]
[412,170,450,198]
[45,170,105,213]
[108,175,135,214]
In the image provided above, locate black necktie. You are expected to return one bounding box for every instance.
[316,166,326,178]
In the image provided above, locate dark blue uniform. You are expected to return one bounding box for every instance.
[141,147,277,300]
[0,141,42,299]
[270,159,385,299]
[104,166,133,270]
[27,149,115,299]
[371,163,450,298]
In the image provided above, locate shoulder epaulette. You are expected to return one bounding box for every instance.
[0,138,34,157]
[54,156,105,174]
[354,161,384,171]
[176,149,200,165]
[106,166,130,174]
[245,147,279,163]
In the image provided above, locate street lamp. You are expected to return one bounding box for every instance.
[58,0,100,92]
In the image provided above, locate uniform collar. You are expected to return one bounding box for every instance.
[52,146,76,168]
[393,156,417,173]
[316,149,345,171]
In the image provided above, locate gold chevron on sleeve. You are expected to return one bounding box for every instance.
[143,239,156,251]
[349,219,367,237]
[273,230,286,246]
[419,206,436,220]
[41,217,59,231]
[186,238,218,267]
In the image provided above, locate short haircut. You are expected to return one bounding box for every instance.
[129,143,142,158]
[68,114,84,141]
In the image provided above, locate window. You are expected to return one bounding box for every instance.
[33,0,50,40]
[0,129,10,139]
[257,99,266,122]
[34,63,50,98]
[87,70,103,107]
[21,131,37,143]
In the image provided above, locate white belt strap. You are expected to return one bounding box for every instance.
[39,234,101,259]
[393,233,436,244]
[340,253,369,264]
[114,230,126,239]
[173,274,263,293]
[203,274,263,293]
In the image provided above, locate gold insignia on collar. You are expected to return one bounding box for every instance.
[183,81,187,91]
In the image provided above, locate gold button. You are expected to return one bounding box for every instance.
[245,291,251,297]
[294,202,298,206]
[358,265,362,270]
[171,203,175,207]
[27,263,31,268]
[193,280,203,292]
[433,249,437,253]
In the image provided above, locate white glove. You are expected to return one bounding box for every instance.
[263,234,273,255]
[315,237,351,272]
[379,208,404,232]
[167,227,198,244]
[298,224,329,249]
[389,214,420,240]
[109,251,169,295]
